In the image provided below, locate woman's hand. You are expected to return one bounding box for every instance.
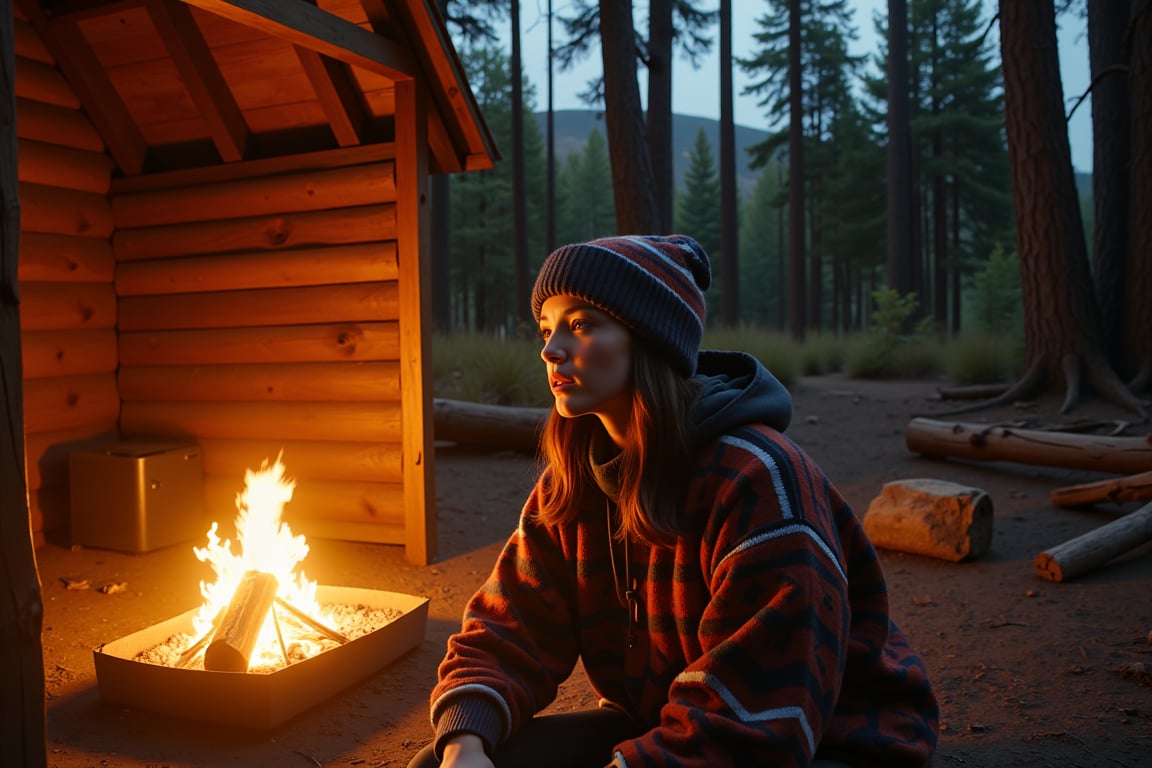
[439,734,494,768]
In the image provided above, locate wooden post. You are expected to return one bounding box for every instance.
[1,6,49,763]
[204,570,279,672]
[1034,501,1152,582]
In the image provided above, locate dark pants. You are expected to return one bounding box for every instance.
[405,708,640,768]
[405,707,855,768]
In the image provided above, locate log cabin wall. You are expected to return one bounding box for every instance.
[14,14,120,544]
[110,147,411,547]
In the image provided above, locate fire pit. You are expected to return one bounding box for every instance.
[92,456,429,729]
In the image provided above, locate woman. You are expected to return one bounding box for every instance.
[408,235,938,768]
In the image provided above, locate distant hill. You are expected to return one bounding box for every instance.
[535,110,771,197]
[536,109,1093,202]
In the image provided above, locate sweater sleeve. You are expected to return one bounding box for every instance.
[612,426,905,768]
[429,479,581,749]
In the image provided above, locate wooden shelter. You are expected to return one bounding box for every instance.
[7,0,497,567]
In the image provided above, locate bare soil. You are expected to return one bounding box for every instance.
[36,374,1152,767]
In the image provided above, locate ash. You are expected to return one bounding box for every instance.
[135,602,403,672]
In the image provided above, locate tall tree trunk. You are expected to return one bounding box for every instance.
[931,11,947,333]
[1087,0,1132,372]
[599,0,658,233]
[647,0,674,234]
[510,0,530,326]
[995,0,1143,415]
[886,0,915,299]
[1,7,48,763]
[950,181,962,334]
[787,0,806,341]
[546,0,556,254]
[1125,0,1152,393]
[719,0,739,326]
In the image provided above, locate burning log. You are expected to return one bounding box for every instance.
[204,570,279,672]
[1034,501,1152,582]
[1050,470,1152,508]
[905,417,1152,475]
[274,596,349,645]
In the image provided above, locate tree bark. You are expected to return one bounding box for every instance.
[598,0,658,234]
[787,0,806,342]
[905,417,1152,474]
[1050,470,1152,507]
[647,0,674,234]
[718,0,739,327]
[1,5,48,761]
[995,0,1144,416]
[1087,0,1132,373]
[1125,0,1152,392]
[886,0,915,300]
[1034,500,1152,582]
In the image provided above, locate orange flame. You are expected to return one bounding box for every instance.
[188,455,331,670]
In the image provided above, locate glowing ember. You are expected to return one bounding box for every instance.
[186,455,332,671]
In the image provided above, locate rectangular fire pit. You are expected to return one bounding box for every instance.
[94,585,429,729]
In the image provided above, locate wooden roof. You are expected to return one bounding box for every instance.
[15,0,498,177]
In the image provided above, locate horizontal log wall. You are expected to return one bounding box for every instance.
[15,30,118,544]
[113,149,407,545]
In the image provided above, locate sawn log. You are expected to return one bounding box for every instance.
[204,570,279,672]
[905,418,1152,475]
[1034,501,1152,582]
[432,398,549,453]
[1050,470,1152,508]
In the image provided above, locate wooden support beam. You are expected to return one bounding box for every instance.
[146,0,249,162]
[295,46,367,146]
[17,0,148,175]
[177,0,417,80]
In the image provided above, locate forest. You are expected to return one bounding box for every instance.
[431,0,1150,415]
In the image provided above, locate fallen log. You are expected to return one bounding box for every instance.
[204,570,279,672]
[1034,501,1152,582]
[432,398,549,453]
[905,418,1152,475]
[935,383,1011,401]
[863,478,993,562]
[1050,470,1152,508]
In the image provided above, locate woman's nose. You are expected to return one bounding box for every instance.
[541,336,565,362]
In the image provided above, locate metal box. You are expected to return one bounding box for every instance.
[69,441,204,553]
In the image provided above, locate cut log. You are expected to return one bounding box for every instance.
[204,570,279,672]
[1050,470,1152,508]
[1034,501,1152,582]
[935,383,1011,401]
[905,417,1152,475]
[432,398,549,453]
[863,478,994,562]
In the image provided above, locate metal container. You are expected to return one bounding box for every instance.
[69,441,204,553]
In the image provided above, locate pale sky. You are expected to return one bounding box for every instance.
[508,0,1093,172]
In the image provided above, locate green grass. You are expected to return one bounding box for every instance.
[432,328,1022,406]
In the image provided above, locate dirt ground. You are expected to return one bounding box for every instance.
[34,373,1152,768]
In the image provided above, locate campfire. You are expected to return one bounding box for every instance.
[93,455,429,728]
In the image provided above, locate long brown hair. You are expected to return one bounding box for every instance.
[534,344,700,546]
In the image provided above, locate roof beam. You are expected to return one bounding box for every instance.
[146,0,248,162]
[176,0,418,81]
[17,0,148,175]
[295,47,368,147]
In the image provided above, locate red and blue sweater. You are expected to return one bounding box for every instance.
[430,351,939,767]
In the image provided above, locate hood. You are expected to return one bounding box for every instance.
[691,350,792,446]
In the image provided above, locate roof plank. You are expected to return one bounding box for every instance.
[295,47,367,146]
[177,0,417,81]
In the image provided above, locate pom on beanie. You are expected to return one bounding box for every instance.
[531,234,711,376]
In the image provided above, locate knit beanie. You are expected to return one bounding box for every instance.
[531,234,711,376]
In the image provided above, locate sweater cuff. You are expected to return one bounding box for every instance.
[433,695,505,760]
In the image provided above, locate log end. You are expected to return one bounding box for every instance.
[1033,551,1064,583]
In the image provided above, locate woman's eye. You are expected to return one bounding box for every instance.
[571,319,588,332]
[539,328,551,341]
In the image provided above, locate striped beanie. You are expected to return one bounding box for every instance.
[531,234,711,376]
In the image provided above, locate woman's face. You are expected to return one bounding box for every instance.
[538,295,633,446]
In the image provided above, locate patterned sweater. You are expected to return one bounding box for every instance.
[429,351,939,767]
